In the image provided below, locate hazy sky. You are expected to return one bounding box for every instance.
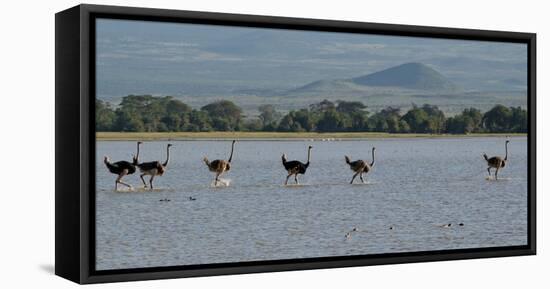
[96,18,527,99]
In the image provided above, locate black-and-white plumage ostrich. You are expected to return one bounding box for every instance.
[103,156,137,191]
[483,140,509,180]
[345,147,376,184]
[282,145,312,185]
[203,140,236,186]
[134,142,172,189]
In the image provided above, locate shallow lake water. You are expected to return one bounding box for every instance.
[95,137,528,270]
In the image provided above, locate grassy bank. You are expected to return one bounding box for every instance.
[96,131,526,141]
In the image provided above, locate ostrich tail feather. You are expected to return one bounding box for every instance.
[103,157,117,171]
[203,157,210,167]
[103,156,112,166]
[281,154,287,164]
[483,153,489,161]
[345,155,351,165]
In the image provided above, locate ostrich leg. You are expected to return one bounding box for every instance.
[487,167,491,177]
[140,174,148,188]
[359,172,365,183]
[350,172,359,184]
[149,175,155,190]
[114,170,128,190]
[119,180,133,189]
[215,173,220,186]
[285,174,292,185]
[294,174,299,184]
[116,171,132,189]
[495,168,499,180]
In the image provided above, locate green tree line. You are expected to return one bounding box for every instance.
[96,95,527,134]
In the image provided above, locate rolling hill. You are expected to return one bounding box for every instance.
[351,62,458,90]
[288,62,459,96]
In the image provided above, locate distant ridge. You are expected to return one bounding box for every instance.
[351,62,457,90]
[289,79,362,94]
[288,62,458,96]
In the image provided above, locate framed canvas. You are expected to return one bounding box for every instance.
[55,4,536,284]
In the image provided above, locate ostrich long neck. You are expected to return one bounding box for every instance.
[136,143,141,162]
[504,142,508,161]
[228,141,235,163]
[163,145,170,166]
[306,147,311,164]
[370,148,375,167]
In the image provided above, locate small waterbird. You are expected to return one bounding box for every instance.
[345,227,358,240]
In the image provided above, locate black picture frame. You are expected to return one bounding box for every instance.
[55,4,536,284]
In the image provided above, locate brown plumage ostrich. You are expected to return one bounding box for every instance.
[483,140,509,180]
[203,140,236,186]
[282,145,312,185]
[345,147,375,184]
[135,142,172,189]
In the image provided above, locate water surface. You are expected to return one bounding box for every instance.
[96,137,527,270]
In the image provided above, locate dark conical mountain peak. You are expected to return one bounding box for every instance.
[351,62,457,90]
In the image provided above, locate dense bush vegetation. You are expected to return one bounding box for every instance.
[96,95,527,134]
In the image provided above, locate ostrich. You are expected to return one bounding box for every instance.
[483,140,509,180]
[345,147,376,184]
[103,156,137,191]
[203,140,236,186]
[282,145,313,185]
[135,142,172,189]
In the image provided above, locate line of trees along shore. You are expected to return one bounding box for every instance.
[96,95,527,134]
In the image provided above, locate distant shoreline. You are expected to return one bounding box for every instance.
[96,131,527,141]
